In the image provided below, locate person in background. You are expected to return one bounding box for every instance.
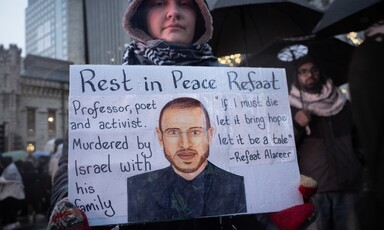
[348,19,384,230]
[0,156,25,230]
[48,1,317,229]
[290,56,363,230]
[48,143,63,183]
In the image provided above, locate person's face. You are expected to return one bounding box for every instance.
[297,62,321,93]
[156,106,214,176]
[146,0,197,44]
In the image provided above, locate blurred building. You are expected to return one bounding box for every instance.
[25,0,130,65]
[0,44,70,153]
[84,0,130,64]
[26,0,85,64]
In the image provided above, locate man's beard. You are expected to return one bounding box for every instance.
[165,147,209,173]
[302,78,322,94]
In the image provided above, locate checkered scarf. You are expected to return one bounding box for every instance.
[122,40,217,66]
[289,79,347,117]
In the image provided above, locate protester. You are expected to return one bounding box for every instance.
[0,156,25,230]
[121,0,218,66]
[48,1,317,229]
[290,56,363,229]
[36,153,52,216]
[348,19,384,230]
[48,143,63,183]
[20,158,40,223]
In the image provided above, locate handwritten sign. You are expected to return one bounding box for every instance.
[68,65,302,226]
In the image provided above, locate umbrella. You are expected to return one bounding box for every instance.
[1,150,29,161]
[245,36,355,86]
[209,0,322,65]
[33,150,50,158]
[313,0,384,37]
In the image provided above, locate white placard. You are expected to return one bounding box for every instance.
[68,65,302,226]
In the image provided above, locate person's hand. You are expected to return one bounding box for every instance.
[268,175,317,230]
[294,109,311,128]
[365,19,384,42]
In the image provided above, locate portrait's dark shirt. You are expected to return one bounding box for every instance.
[127,162,246,223]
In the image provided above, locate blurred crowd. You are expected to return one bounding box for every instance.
[0,138,63,230]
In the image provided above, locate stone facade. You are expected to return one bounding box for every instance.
[0,44,70,153]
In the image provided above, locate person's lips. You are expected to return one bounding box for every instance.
[177,150,196,160]
[164,23,184,30]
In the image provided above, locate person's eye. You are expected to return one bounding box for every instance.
[311,67,319,73]
[298,69,307,75]
[179,0,193,7]
[151,0,165,6]
[166,129,179,136]
[190,129,202,135]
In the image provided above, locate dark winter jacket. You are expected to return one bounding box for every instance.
[292,101,363,193]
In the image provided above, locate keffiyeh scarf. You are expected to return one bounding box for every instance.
[122,40,217,65]
[289,79,347,117]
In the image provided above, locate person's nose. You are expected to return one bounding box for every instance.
[179,132,191,148]
[166,2,181,20]
[302,70,313,78]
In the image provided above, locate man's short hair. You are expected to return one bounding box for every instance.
[158,97,211,131]
[292,55,327,88]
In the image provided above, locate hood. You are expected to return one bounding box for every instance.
[122,0,213,45]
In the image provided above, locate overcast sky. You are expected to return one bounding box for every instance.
[0,0,28,57]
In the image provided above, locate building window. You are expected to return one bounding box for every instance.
[27,108,36,136]
[48,109,56,136]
